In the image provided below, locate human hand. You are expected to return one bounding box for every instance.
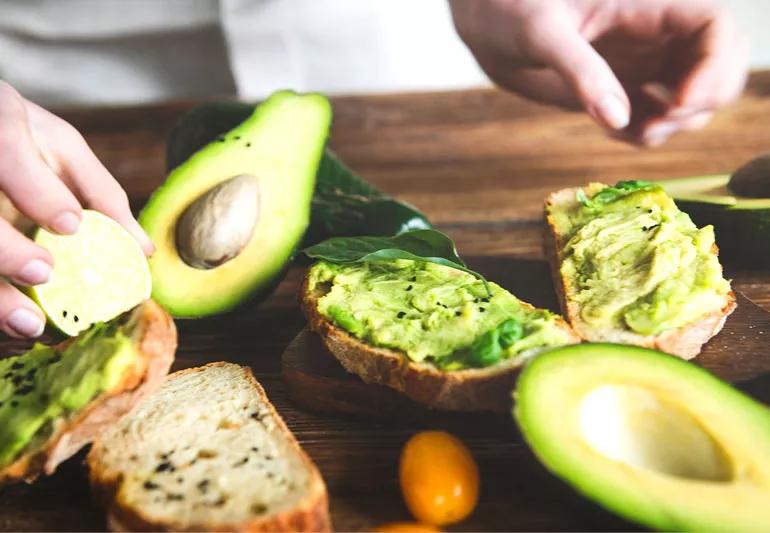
[450,0,749,145]
[0,81,153,339]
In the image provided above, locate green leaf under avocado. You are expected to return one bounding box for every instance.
[303,229,490,292]
[305,150,432,244]
[578,180,657,210]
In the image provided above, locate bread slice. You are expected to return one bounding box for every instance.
[544,184,736,360]
[88,362,331,532]
[300,273,580,413]
[0,299,177,485]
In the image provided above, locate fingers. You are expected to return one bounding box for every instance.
[0,217,52,286]
[0,280,45,338]
[0,83,83,235]
[522,12,631,130]
[23,100,154,255]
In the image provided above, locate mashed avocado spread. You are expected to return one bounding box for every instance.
[559,182,731,335]
[0,321,135,468]
[308,260,573,369]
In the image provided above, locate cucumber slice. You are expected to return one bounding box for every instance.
[30,210,151,336]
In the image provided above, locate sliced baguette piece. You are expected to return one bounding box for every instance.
[544,184,736,360]
[88,362,331,533]
[0,299,177,485]
[300,272,580,413]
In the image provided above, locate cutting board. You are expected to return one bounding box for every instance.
[283,257,770,420]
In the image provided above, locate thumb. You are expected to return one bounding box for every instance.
[530,22,630,130]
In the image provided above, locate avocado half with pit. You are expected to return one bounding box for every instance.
[660,154,770,266]
[140,91,332,317]
[515,343,770,531]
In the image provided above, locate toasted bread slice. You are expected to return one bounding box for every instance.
[0,299,176,485]
[88,363,330,532]
[544,184,736,360]
[300,272,580,413]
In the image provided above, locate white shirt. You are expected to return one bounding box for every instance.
[0,0,488,106]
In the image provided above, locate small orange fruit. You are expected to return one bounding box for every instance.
[398,430,479,526]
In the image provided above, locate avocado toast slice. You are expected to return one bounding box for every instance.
[301,260,579,412]
[0,299,176,484]
[544,181,736,359]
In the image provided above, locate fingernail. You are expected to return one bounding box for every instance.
[644,122,679,146]
[15,259,52,286]
[51,211,81,235]
[593,94,630,130]
[7,308,44,338]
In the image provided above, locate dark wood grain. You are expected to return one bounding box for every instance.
[2,72,770,531]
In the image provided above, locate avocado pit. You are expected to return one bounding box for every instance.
[579,384,732,482]
[176,174,261,269]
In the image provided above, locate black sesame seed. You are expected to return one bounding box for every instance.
[409,276,417,282]
[250,411,265,422]
[16,385,34,396]
[455,311,461,317]
[265,454,274,461]
[155,461,175,473]
[406,285,413,291]
[143,481,159,490]
[246,142,252,147]
[251,447,259,452]
[234,135,241,140]
[167,493,184,501]
[73,316,79,323]
[474,298,480,303]
[11,362,23,370]
[12,376,22,386]
[10,401,18,408]
[233,457,249,467]
[479,307,486,313]
[397,311,406,319]
[481,297,490,303]
[252,503,268,515]
[197,479,210,492]
[62,310,67,318]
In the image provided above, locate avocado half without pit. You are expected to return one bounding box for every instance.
[515,343,770,531]
[140,91,332,317]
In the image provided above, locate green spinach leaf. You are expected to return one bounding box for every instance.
[303,229,489,291]
[578,180,657,210]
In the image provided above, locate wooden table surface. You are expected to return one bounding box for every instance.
[3,72,770,531]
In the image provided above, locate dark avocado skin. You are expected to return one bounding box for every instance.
[166,101,432,248]
[674,199,770,267]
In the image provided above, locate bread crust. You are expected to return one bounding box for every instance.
[300,273,580,413]
[544,185,736,360]
[88,362,331,533]
[0,299,177,485]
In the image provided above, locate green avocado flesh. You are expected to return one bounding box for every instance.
[515,343,770,531]
[661,174,770,266]
[551,183,731,336]
[140,91,331,317]
[307,260,574,370]
[0,319,135,468]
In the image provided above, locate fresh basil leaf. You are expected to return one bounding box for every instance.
[578,180,657,210]
[498,318,524,348]
[303,229,490,292]
[467,328,502,367]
